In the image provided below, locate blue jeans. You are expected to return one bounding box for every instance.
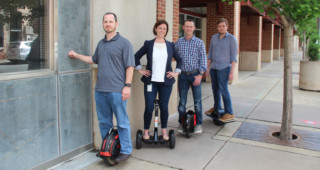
[95,91,132,154]
[178,72,202,125]
[209,67,233,114]
[144,82,172,129]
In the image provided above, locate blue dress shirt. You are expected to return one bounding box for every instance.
[208,32,238,70]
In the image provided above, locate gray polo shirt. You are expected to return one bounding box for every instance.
[92,33,135,93]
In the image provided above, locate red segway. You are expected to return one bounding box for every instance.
[182,110,197,138]
[99,127,120,166]
[136,99,175,149]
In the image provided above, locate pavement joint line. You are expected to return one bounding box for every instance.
[229,137,320,158]
[245,118,320,131]
[203,135,229,170]
[129,156,181,170]
[244,77,283,121]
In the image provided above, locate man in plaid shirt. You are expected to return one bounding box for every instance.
[175,19,207,133]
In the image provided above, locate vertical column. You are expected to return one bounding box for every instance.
[261,22,274,63]
[157,0,166,20]
[206,1,240,83]
[239,16,262,71]
[273,26,281,60]
[172,0,179,42]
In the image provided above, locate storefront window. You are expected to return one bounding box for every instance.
[0,0,49,74]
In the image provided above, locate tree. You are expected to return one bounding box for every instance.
[296,17,319,60]
[0,0,42,24]
[223,0,320,140]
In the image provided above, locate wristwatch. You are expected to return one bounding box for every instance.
[125,83,132,87]
[199,72,204,76]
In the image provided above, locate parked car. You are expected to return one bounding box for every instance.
[6,41,32,63]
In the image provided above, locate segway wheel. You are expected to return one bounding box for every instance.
[136,130,143,149]
[213,119,224,126]
[103,157,118,166]
[169,130,175,149]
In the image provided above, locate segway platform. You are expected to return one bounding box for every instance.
[136,99,175,149]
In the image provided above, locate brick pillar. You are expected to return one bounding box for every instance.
[172,0,179,42]
[206,1,240,83]
[280,29,284,56]
[157,0,166,21]
[239,16,262,71]
[273,26,281,60]
[261,22,274,63]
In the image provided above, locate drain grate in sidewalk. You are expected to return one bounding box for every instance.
[233,122,320,151]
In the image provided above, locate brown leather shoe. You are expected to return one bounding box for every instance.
[114,153,131,162]
[219,113,236,123]
[205,107,215,116]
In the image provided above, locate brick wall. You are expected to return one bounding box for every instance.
[206,1,240,53]
[273,26,280,49]
[262,22,274,50]
[172,0,179,42]
[240,16,261,51]
[157,0,166,20]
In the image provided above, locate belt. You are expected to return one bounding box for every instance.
[181,69,198,75]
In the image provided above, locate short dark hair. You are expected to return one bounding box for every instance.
[217,18,228,26]
[183,19,195,26]
[153,20,169,37]
[102,12,117,22]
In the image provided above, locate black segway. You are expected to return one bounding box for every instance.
[182,110,197,138]
[207,109,225,126]
[99,127,120,166]
[136,99,175,149]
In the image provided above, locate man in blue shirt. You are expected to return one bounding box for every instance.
[206,18,238,123]
[175,19,207,133]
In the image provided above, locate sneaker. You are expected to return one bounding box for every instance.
[219,113,236,123]
[194,125,202,134]
[205,107,215,116]
[177,123,183,133]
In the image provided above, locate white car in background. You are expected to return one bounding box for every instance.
[6,41,32,63]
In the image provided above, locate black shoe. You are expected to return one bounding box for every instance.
[114,153,131,162]
[212,110,221,119]
[96,151,101,158]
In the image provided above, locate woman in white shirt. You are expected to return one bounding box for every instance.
[135,20,182,140]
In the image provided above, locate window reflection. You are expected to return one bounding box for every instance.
[0,0,48,73]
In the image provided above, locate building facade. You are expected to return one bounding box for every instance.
[0,0,300,169]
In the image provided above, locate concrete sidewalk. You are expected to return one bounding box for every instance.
[50,51,320,170]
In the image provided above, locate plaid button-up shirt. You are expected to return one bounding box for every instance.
[175,36,207,73]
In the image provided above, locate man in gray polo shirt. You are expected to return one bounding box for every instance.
[68,12,135,162]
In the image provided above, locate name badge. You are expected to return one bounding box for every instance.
[147,84,152,92]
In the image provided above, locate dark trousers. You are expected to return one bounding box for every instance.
[143,82,173,129]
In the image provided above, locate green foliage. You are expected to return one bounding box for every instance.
[308,43,320,61]
[296,18,319,40]
[0,0,42,24]
[226,0,320,26]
